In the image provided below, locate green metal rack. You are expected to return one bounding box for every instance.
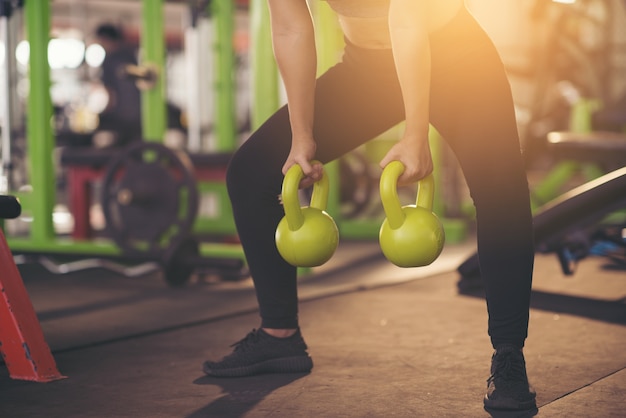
[7,0,245,265]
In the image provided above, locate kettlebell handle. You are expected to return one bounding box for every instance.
[380,161,435,230]
[282,161,329,231]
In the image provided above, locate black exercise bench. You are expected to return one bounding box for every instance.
[458,130,626,278]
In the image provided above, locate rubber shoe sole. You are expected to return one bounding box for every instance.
[484,394,537,412]
[203,355,313,377]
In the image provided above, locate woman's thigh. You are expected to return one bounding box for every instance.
[429,44,526,200]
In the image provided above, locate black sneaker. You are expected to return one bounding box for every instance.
[202,328,313,377]
[484,344,537,411]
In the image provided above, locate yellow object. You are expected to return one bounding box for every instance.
[275,162,339,267]
[379,161,445,267]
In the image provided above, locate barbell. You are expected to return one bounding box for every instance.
[100,141,245,286]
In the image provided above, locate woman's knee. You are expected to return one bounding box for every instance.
[226,140,285,206]
[226,146,256,199]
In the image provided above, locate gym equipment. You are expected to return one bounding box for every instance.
[275,162,339,267]
[379,161,445,268]
[520,0,620,169]
[458,130,626,279]
[249,0,279,131]
[101,141,199,256]
[0,0,19,194]
[0,194,21,219]
[100,142,245,286]
[3,0,246,288]
[337,150,375,219]
[0,194,65,382]
[302,149,375,220]
[123,63,159,91]
[459,166,626,278]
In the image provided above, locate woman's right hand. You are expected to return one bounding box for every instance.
[282,135,323,189]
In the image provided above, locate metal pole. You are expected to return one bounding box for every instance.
[141,0,166,142]
[25,0,55,242]
[0,6,13,193]
[0,0,19,193]
[184,10,202,152]
[312,2,342,218]
[211,0,236,151]
[249,0,278,131]
[313,0,343,75]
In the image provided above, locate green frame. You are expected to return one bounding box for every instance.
[8,0,245,263]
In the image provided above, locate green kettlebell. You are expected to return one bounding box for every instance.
[275,161,339,267]
[379,161,445,267]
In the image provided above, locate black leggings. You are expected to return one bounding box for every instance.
[226,8,534,349]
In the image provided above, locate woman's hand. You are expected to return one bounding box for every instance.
[282,135,323,189]
[379,134,433,186]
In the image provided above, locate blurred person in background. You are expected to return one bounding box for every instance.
[94,23,142,147]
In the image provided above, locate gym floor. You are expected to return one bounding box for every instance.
[0,239,624,417]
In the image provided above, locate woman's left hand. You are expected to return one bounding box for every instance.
[379,136,433,186]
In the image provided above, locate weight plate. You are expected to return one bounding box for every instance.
[101,141,199,257]
[162,238,200,287]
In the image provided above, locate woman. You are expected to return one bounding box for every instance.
[204,0,536,411]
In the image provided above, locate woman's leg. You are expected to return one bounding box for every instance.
[429,17,534,349]
[226,43,404,329]
[428,11,537,411]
